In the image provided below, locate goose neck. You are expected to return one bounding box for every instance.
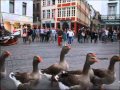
[60,52,65,62]
[0,56,6,71]
[33,62,39,72]
[108,60,116,72]
[82,61,90,75]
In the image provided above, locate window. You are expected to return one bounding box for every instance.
[58,0,61,4]
[52,9,55,18]
[9,0,14,13]
[67,0,71,2]
[67,7,69,17]
[109,0,116,1]
[47,0,51,6]
[62,8,66,17]
[71,7,75,16]
[43,0,46,6]
[47,10,50,18]
[52,0,55,5]
[108,6,116,15]
[36,3,40,11]
[22,2,27,15]
[67,7,71,17]
[108,3,117,15]
[58,8,61,17]
[33,4,35,12]
[63,0,66,3]
[43,10,46,18]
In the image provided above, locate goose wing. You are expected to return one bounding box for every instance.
[41,63,64,75]
[93,68,107,78]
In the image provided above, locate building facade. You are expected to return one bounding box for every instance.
[41,0,56,29]
[0,0,33,33]
[33,0,41,28]
[40,0,90,35]
[101,0,120,30]
[89,5,101,31]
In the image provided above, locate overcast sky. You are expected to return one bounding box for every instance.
[87,0,102,14]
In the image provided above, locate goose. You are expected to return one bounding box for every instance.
[9,56,42,86]
[55,53,98,90]
[0,51,11,79]
[41,45,71,85]
[91,55,120,89]
[9,72,36,90]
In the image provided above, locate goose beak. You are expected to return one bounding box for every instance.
[90,57,99,62]
[67,45,71,49]
[5,51,11,56]
[119,56,120,61]
[37,56,43,62]
[92,53,96,57]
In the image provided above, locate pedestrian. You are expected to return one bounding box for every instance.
[35,27,40,42]
[62,29,67,46]
[57,29,63,46]
[32,27,36,42]
[67,29,74,45]
[94,30,98,43]
[27,26,33,44]
[90,30,95,43]
[51,28,56,43]
[40,27,45,42]
[22,27,27,44]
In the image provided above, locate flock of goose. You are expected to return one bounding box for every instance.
[0,45,120,90]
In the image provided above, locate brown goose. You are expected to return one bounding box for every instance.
[0,51,11,79]
[91,55,120,89]
[55,53,98,90]
[41,45,71,85]
[9,56,42,86]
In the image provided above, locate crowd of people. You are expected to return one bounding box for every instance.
[77,27,120,44]
[20,25,120,46]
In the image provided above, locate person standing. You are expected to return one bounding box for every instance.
[32,27,36,42]
[62,29,67,46]
[27,26,33,44]
[94,30,98,43]
[22,27,27,44]
[67,29,74,45]
[51,28,56,43]
[35,27,40,42]
[57,29,63,46]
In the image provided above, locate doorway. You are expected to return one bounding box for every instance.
[62,22,69,30]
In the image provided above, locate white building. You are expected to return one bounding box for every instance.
[41,0,56,28]
[0,0,33,33]
[101,0,119,15]
[100,0,120,30]
[87,0,120,30]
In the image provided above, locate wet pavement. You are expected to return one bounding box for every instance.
[0,38,120,90]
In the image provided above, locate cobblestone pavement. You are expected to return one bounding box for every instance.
[0,38,120,90]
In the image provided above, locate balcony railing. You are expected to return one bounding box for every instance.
[101,14,120,20]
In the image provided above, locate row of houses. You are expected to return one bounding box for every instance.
[0,0,119,35]
[33,0,101,34]
[0,0,100,34]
